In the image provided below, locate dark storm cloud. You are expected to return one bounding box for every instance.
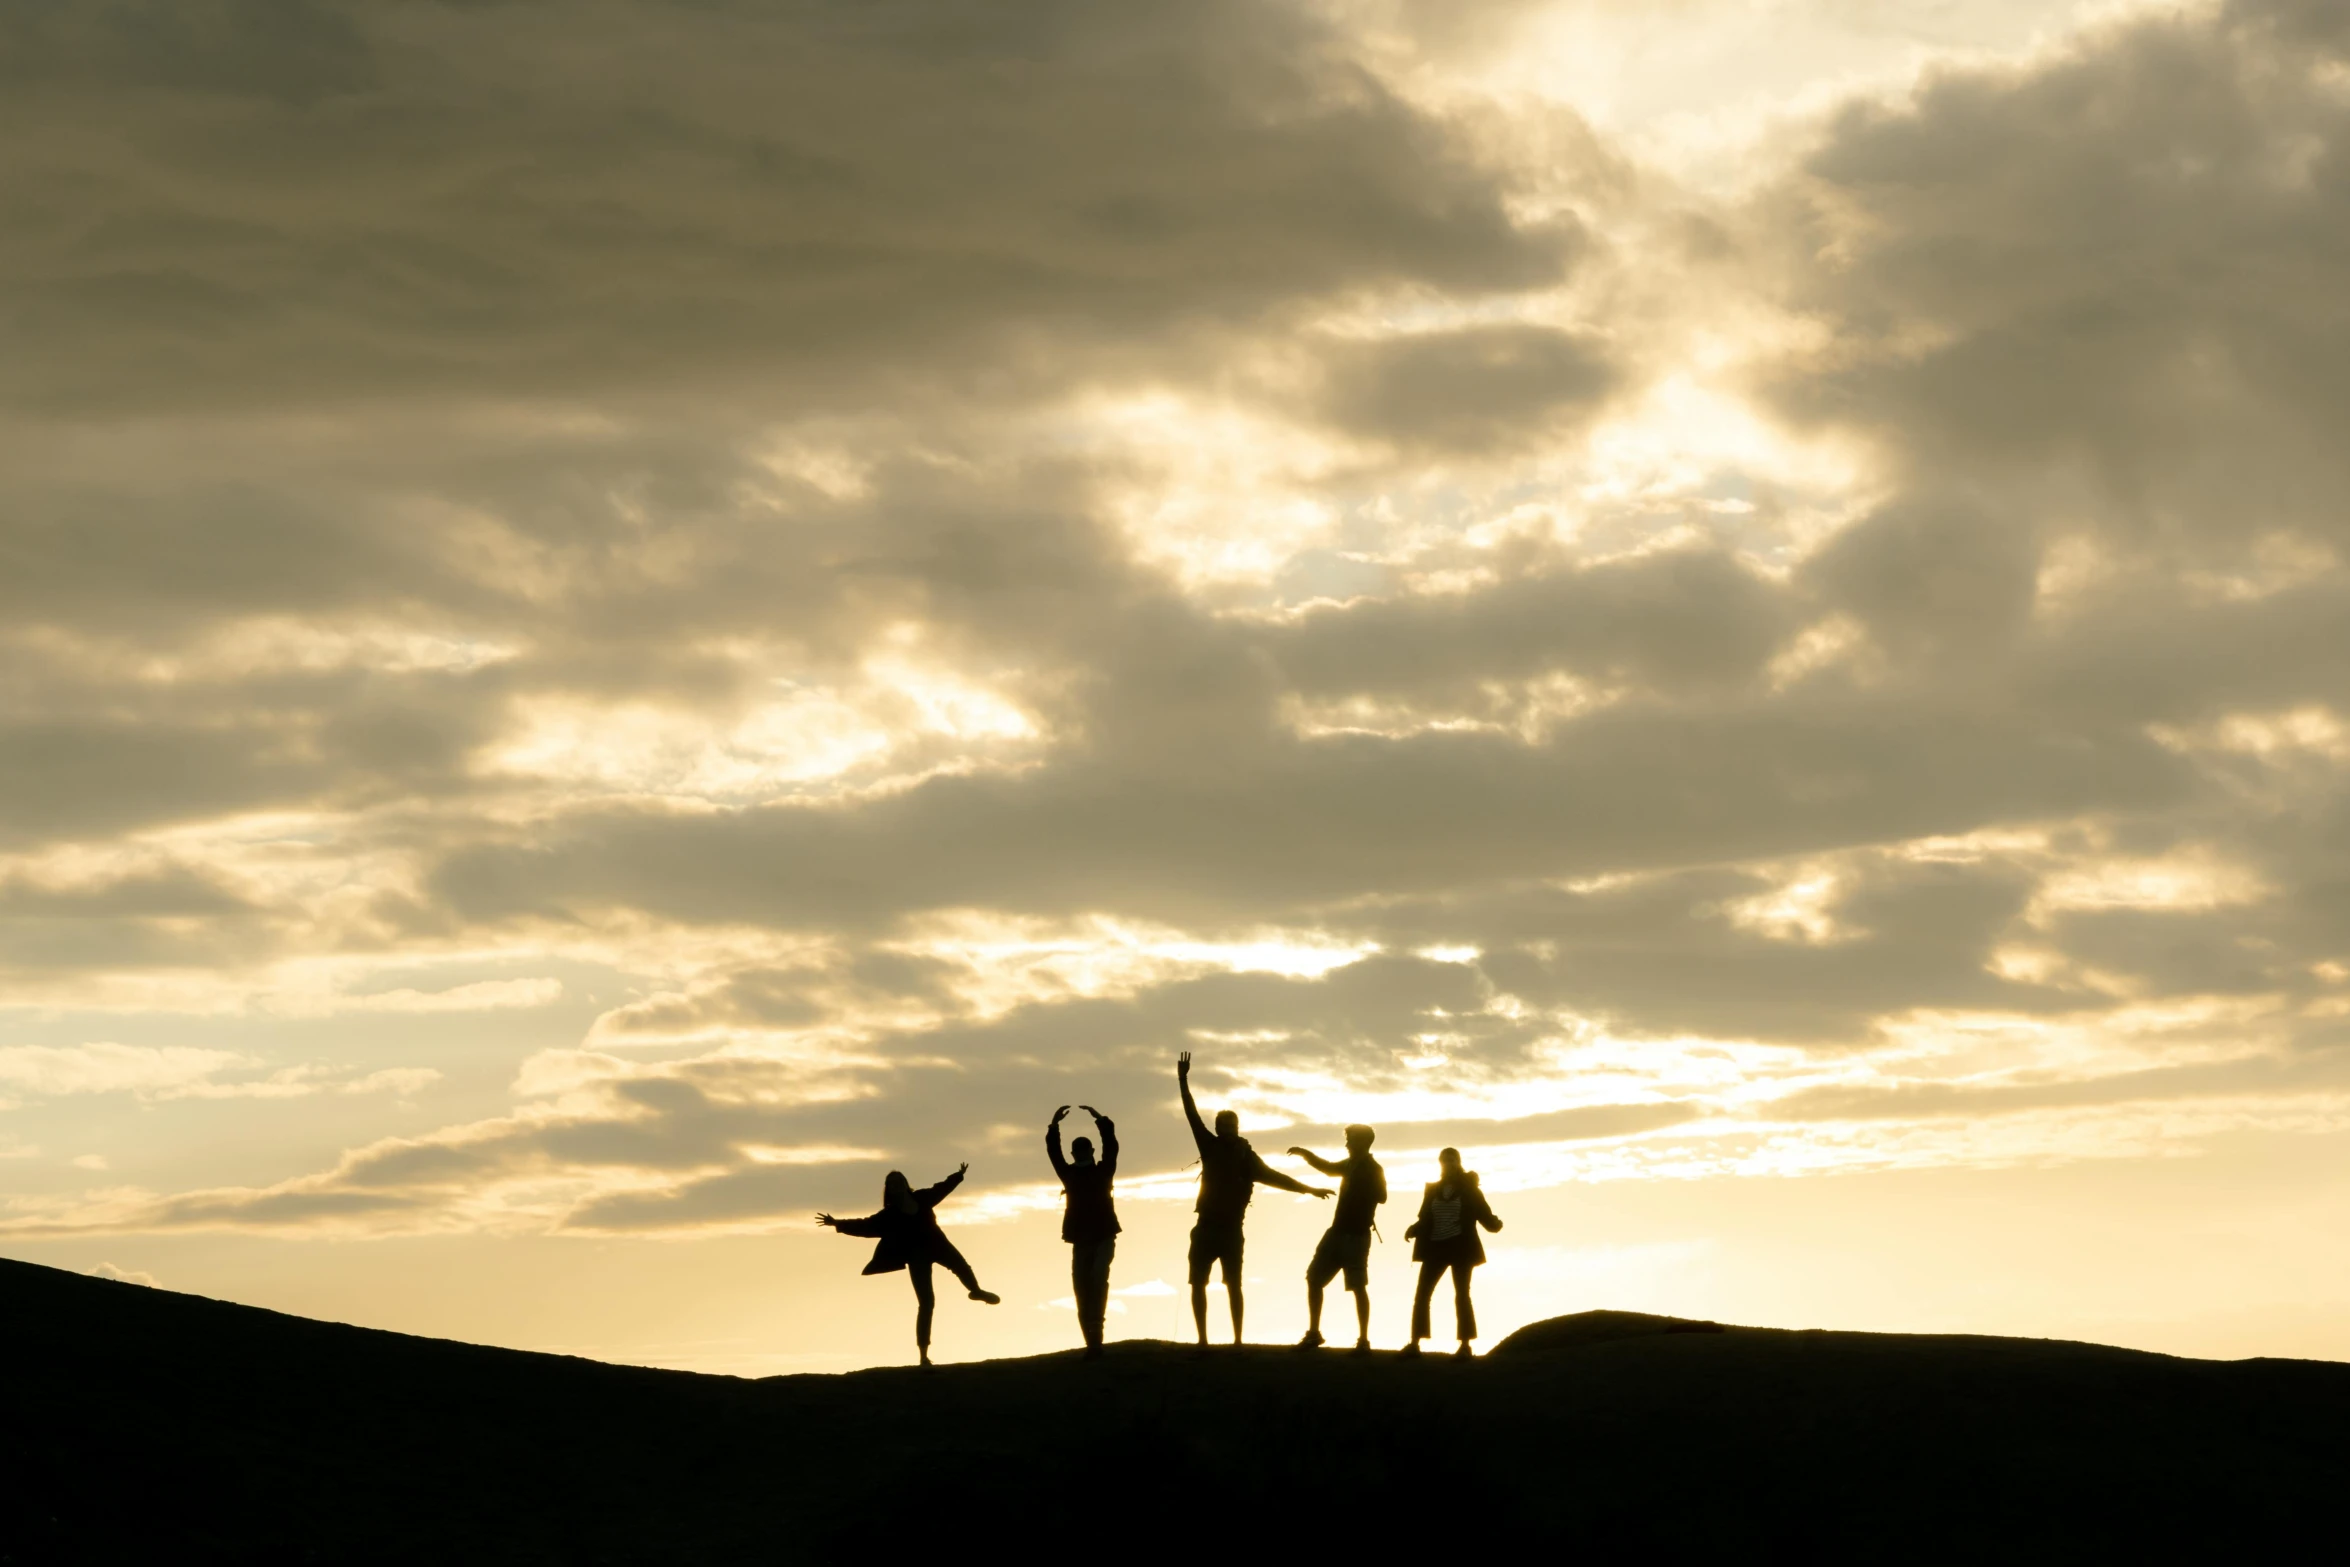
[1267,545,1796,700]
[1767,0,2350,553]
[1315,323,1619,454]
[0,0,1570,415]
[429,684,2187,931]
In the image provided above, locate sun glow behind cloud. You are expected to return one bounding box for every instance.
[7,0,2350,1373]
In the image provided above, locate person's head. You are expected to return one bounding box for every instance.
[1438,1146,1463,1180]
[883,1170,913,1210]
[1345,1124,1375,1154]
[1071,1135,1096,1167]
[1214,1109,1240,1140]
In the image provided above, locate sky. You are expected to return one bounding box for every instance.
[7,0,2350,1373]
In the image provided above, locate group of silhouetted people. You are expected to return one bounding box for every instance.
[820,1052,1502,1365]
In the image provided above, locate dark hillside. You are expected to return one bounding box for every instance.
[5,1256,2345,1562]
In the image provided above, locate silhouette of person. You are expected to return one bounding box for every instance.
[1288,1123,1386,1352]
[1046,1103,1120,1360]
[817,1165,1001,1367]
[1401,1147,1502,1359]
[1177,1050,1331,1346]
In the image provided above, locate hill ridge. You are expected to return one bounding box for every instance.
[8,1254,2348,1561]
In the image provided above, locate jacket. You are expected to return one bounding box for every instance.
[1405,1172,1500,1266]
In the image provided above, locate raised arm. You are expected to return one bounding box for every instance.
[1287,1146,1344,1177]
[922,1163,969,1207]
[1046,1106,1072,1182]
[1086,1106,1119,1179]
[1177,1051,1211,1152]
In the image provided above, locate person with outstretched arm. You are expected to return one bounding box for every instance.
[817,1164,1001,1368]
[1401,1146,1502,1359]
[1288,1123,1386,1352]
[1046,1103,1120,1360]
[1177,1050,1331,1346]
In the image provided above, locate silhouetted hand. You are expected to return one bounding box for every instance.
[1178,1050,1192,1077]
[1311,1187,1333,1200]
[1080,1104,1102,1119]
[1488,1217,1504,1232]
[957,1161,970,1177]
[815,1213,838,1228]
[1052,1105,1071,1123]
[1286,1146,1311,1159]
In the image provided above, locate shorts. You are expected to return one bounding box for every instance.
[1187,1216,1245,1284]
[1306,1226,1371,1291]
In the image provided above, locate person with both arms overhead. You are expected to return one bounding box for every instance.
[816,1163,1001,1368]
[1288,1123,1385,1352]
[1177,1050,1330,1346]
[1402,1146,1503,1359]
[1046,1102,1120,1360]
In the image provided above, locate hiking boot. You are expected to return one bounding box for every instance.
[1400,1341,1422,1359]
[1352,1338,1372,1355]
[968,1289,1001,1304]
[1294,1329,1325,1350]
[1455,1342,1475,1359]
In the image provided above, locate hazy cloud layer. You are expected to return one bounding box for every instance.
[9,0,2350,1239]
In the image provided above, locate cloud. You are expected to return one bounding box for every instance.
[85,1262,158,1287]
[0,1042,438,1107]
[8,0,2350,1247]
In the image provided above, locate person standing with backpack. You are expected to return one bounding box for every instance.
[1177,1050,1331,1346]
[1046,1103,1120,1360]
[1402,1146,1502,1359]
[1288,1123,1385,1352]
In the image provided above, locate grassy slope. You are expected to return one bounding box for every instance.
[6,1256,2346,1562]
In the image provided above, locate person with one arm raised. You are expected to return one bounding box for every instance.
[1046,1103,1120,1360]
[817,1163,1001,1368]
[1177,1050,1331,1348]
[1288,1123,1386,1352]
[1401,1146,1502,1359]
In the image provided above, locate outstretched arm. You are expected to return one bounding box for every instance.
[1086,1106,1119,1179]
[1046,1106,1072,1182]
[1287,1147,1343,1177]
[1249,1148,1330,1199]
[819,1211,885,1238]
[1177,1052,1211,1152]
[923,1163,969,1206]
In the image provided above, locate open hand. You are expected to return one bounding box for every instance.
[815,1212,838,1228]
[957,1161,970,1177]
[1052,1105,1071,1123]
[1312,1187,1334,1200]
[1080,1104,1102,1119]
[1177,1049,1192,1076]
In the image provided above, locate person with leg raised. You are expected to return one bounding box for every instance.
[817,1163,1001,1367]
